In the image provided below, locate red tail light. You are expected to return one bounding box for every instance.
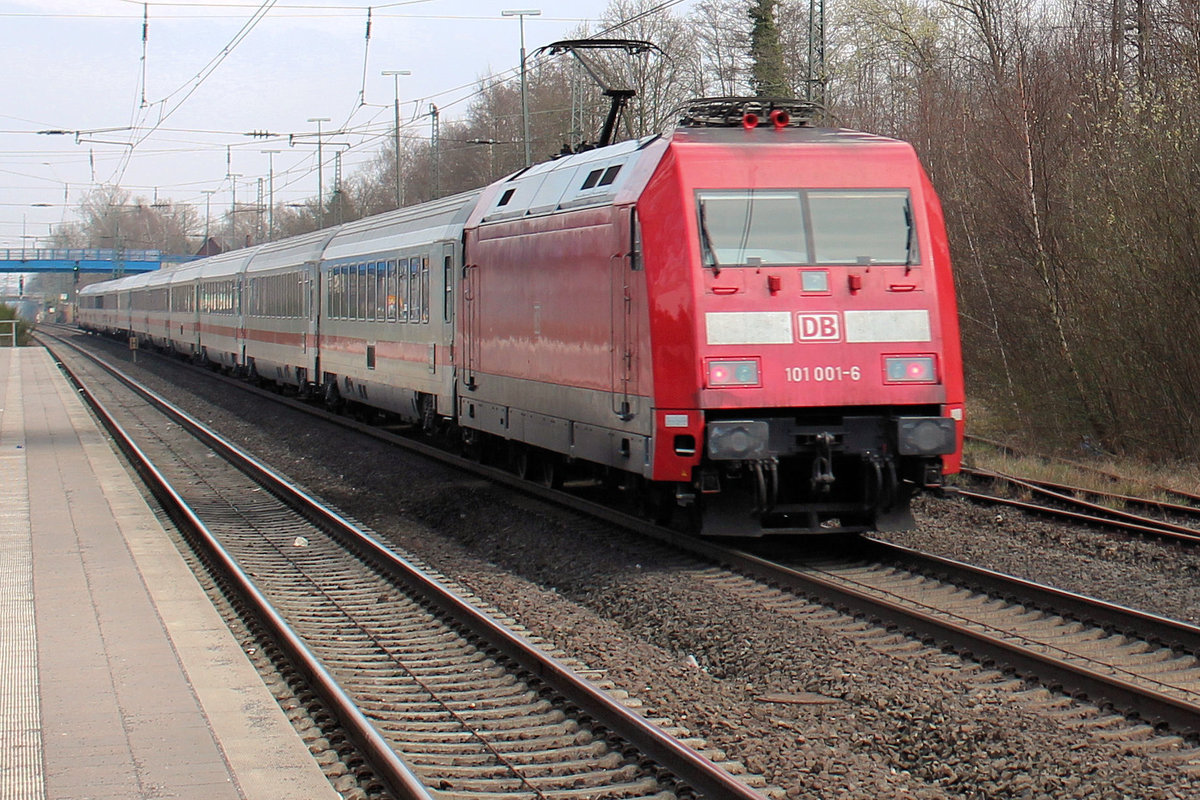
[884,356,936,384]
[708,359,760,387]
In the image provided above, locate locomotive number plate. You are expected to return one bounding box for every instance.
[785,365,862,382]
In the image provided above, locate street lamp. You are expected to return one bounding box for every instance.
[308,117,331,228]
[228,174,243,249]
[381,70,412,209]
[202,190,216,249]
[502,9,541,167]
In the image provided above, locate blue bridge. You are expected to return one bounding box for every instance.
[0,248,196,275]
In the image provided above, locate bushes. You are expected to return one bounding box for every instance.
[0,303,32,347]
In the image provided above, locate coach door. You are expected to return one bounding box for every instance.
[306,262,320,382]
[432,243,456,409]
[610,206,637,420]
[236,274,247,369]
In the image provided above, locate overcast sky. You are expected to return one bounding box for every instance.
[1,0,687,249]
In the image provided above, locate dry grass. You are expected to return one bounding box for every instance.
[957,397,1200,504]
[961,438,1200,505]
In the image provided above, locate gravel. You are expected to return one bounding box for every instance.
[73,334,1200,799]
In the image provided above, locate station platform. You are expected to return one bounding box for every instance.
[0,347,338,800]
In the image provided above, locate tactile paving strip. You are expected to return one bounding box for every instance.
[0,351,45,800]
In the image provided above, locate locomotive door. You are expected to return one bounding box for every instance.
[610,206,637,420]
[461,262,480,391]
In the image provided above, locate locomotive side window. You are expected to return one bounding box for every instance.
[695,189,917,267]
[630,208,643,271]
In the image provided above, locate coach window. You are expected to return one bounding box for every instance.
[366,262,376,321]
[359,264,370,320]
[364,263,373,320]
[420,256,430,323]
[334,269,343,319]
[400,257,410,321]
[352,265,362,320]
[386,260,398,321]
[375,262,388,320]
[363,263,372,320]
[407,256,422,322]
[341,266,351,318]
[443,253,453,322]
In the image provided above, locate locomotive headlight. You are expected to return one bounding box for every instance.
[897,417,956,455]
[707,359,760,387]
[707,420,769,460]
[885,356,936,383]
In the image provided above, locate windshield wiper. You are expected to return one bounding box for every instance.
[904,203,915,275]
[698,201,721,277]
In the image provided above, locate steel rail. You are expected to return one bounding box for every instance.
[43,332,768,800]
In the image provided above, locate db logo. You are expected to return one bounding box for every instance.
[796,313,841,341]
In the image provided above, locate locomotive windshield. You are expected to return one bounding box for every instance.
[696,189,917,268]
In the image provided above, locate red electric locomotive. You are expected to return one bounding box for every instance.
[457,98,963,535]
[79,97,962,538]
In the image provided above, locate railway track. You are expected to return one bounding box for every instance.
[955,465,1200,544]
[42,330,770,800]
[48,327,1200,759]
[710,536,1200,739]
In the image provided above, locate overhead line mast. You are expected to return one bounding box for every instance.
[807,0,826,108]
